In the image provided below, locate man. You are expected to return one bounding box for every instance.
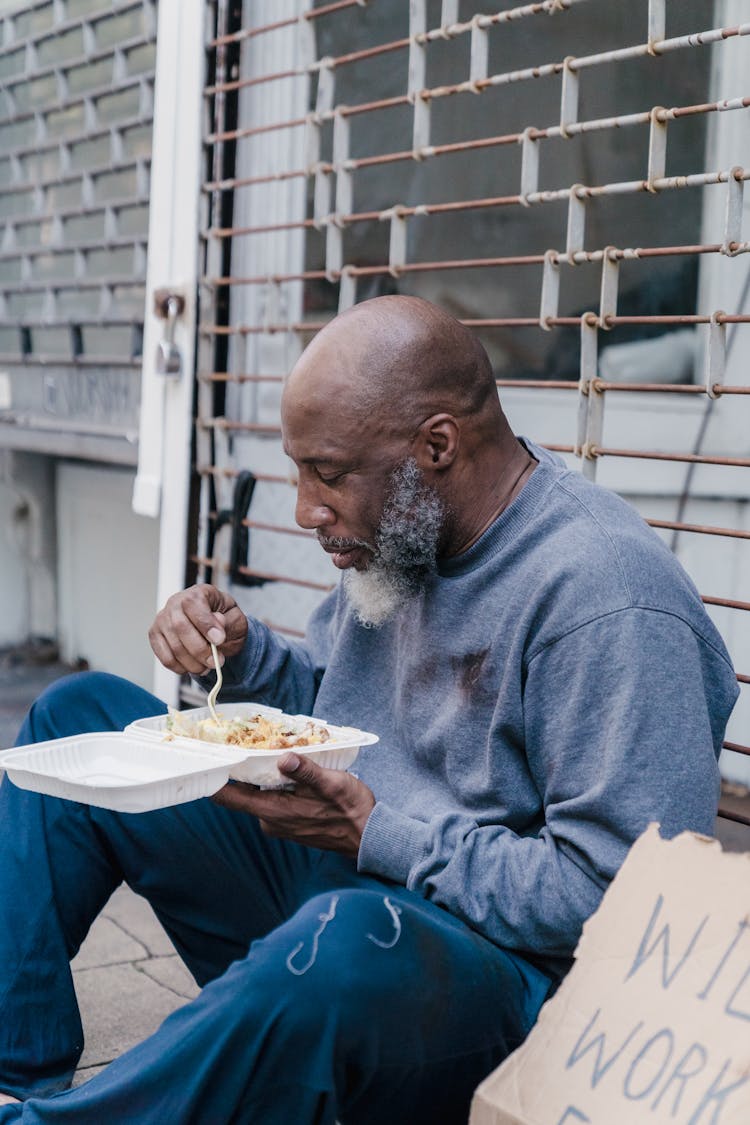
[0,296,738,1124]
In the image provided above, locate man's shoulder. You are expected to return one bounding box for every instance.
[518,468,718,644]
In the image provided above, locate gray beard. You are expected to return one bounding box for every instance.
[343,458,445,628]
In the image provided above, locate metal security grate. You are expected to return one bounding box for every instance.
[0,0,156,460]
[197,0,750,807]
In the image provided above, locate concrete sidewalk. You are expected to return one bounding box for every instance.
[2,647,749,1091]
[70,886,199,1085]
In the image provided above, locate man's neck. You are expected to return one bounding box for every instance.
[446,439,538,557]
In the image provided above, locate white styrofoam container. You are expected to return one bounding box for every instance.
[125,702,380,788]
[0,733,249,813]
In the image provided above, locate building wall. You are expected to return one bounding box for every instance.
[56,461,160,689]
[0,469,31,648]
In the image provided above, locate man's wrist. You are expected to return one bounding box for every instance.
[357,802,431,884]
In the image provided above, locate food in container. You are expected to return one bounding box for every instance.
[164,708,332,750]
[125,702,379,789]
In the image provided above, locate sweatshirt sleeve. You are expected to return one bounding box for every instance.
[193,590,339,715]
[357,608,737,965]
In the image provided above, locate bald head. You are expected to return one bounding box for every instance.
[285,295,501,434]
[282,295,534,564]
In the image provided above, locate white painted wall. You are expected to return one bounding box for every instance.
[57,462,160,691]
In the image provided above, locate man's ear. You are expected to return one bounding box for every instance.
[412,413,460,470]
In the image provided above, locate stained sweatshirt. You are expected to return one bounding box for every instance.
[208,441,739,979]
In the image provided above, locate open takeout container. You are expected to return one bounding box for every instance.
[0,733,250,813]
[0,704,379,810]
[125,701,379,788]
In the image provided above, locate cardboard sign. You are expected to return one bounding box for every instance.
[470,825,750,1125]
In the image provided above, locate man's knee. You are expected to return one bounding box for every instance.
[214,888,398,1051]
[274,888,407,1004]
[21,672,164,743]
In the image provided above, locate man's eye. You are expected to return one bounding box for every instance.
[317,471,345,485]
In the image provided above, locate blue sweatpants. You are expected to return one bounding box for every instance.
[0,672,552,1124]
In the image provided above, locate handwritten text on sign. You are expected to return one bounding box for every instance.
[470,827,750,1125]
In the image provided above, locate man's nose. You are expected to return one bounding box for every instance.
[295,481,334,530]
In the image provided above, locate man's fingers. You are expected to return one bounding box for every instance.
[149,584,248,673]
[210,768,375,857]
[179,588,228,648]
[180,588,249,656]
[276,752,329,790]
[210,781,261,812]
[149,619,215,675]
[148,627,205,675]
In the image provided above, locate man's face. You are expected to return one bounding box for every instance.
[282,372,406,571]
[282,378,446,625]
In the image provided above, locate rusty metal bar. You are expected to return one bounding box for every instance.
[540,444,576,455]
[202,166,307,193]
[199,313,750,337]
[202,243,731,289]
[243,520,312,538]
[202,91,750,193]
[203,269,329,287]
[647,520,750,541]
[207,21,750,143]
[199,418,281,435]
[205,170,750,240]
[259,621,306,639]
[209,0,365,48]
[591,447,750,469]
[234,565,333,592]
[207,512,312,538]
[197,466,291,485]
[199,321,326,337]
[204,217,317,239]
[718,803,750,824]
[571,22,750,70]
[702,596,750,613]
[592,382,704,394]
[207,92,412,145]
[196,377,746,396]
[205,38,411,96]
[189,555,333,591]
[197,372,285,384]
[724,743,750,757]
[204,66,302,96]
[496,380,579,390]
[205,111,310,146]
[209,0,591,51]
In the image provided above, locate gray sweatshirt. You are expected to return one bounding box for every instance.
[214,442,738,979]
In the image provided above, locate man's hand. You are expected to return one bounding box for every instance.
[212,754,376,858]
[149,584,249,675]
